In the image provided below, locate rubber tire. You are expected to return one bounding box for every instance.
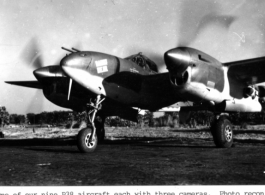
[77,128,98,153]
[212,116,233,148]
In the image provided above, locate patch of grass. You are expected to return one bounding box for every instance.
[105,126,213,139]
[2,125,265,141]
[1,127,79,139]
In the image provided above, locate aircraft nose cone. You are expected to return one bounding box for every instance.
[60,55,72,68]
[164,48,191,74]
[60,53,88,72]
[60,54,81,78]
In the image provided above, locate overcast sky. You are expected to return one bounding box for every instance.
[1,0,265,114]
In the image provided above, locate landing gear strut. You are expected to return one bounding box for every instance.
[77,95,105,153]
[95,115,105,143]
[211,115,234,148]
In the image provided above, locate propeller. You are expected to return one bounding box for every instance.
[20,37,45,114]
[20,37,83,111]
[136,1,237,72]
[20,37,44,69]
[177,0,236,47]
[25,90,44,114]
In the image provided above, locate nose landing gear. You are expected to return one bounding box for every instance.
[77,95,105,153]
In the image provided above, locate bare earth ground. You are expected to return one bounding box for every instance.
[0,125,265,185]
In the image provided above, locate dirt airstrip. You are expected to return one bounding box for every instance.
[0,126,265,185]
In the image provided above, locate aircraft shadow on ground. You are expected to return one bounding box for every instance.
[0,136,183,146]
[24,147,80,153]
[0,136,213,149]
[0,137,77,146]
[104,137,215,148]
[233,138,265,144]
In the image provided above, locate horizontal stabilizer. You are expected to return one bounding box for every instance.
[5,81,42,89]
[156,102,193,112]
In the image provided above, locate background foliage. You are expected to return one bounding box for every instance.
[2,105,265,128]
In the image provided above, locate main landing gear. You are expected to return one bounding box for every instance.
[210,114,234,148]
[77,95,105,153]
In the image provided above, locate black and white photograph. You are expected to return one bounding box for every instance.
[1,0,265,188]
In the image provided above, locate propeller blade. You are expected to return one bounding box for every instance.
[25,89,43,114]
[20,37,43,69]
[177,0,236,46]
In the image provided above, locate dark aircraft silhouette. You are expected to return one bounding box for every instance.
[6,43,265,152]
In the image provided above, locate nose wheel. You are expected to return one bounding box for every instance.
[77,95,105,153]
[77,128,98,152]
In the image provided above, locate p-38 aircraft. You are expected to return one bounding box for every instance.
[6,42,265,153]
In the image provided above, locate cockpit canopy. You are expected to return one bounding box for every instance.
[125,52,158,72]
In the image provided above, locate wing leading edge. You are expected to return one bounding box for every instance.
[5,81,42,89]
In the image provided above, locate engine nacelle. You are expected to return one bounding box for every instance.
[164,47,225,103]
[164,47,225,91]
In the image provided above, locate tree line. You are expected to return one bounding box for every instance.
[2,105,265,128]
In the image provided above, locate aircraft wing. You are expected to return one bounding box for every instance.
[104,72,182,111]
[5,81,42,89]
[225,56,265,85]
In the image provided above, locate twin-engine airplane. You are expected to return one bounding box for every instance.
[6,44,265,152]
